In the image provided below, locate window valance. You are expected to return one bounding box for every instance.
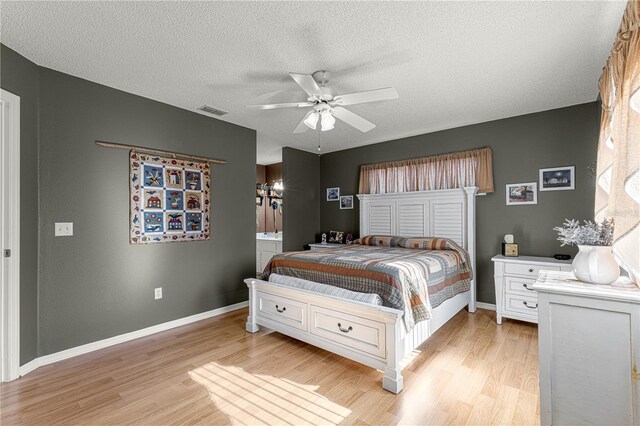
[358,147,494,194]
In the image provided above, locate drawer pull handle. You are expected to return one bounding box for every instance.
[275,305,286,313]
[337,323,353,333]
[522,301,538,309]
[522,283,535,291]
[528,268,534,273]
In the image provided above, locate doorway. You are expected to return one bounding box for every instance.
[1,88,20,382]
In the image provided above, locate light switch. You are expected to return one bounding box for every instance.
[55,222,73,236]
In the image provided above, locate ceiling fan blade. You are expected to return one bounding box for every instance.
[245,101,314,110]
[331,107,376,133]
[289,73,322,97]
[293,111,313,133]
[331,87,398,106]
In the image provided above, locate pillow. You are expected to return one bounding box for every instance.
[356,235,457,250]
[393,237,454,250]
[356,235,394,247]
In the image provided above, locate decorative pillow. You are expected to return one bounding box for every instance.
[329,230,344,244]
[357,235,457,250]
[356,235,394,247]
[393,237,454,250]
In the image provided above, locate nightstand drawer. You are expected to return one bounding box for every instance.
[505,276,537,296]
[505,263,561,278]
[504,292,538,316]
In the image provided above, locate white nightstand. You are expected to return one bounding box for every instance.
[308,243,345,250]
[491,255,572,324]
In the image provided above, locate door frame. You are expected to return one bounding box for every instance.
[1,88,20,382]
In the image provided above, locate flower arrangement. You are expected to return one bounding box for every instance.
[553,218,614,247]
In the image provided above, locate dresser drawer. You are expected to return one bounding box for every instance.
[256,291,307,331]
[310,305,386,359]
[504,292,539,317]
[505,276,538,297]
[505,263,561,278]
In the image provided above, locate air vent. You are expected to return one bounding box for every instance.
[197,105,229,117]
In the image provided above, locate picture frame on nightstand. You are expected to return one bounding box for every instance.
[502,242,519,257]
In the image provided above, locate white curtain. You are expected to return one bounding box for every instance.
[359,147,493,194]
[595,0,640,284]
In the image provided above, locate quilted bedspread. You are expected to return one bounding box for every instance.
[261,238,473,330]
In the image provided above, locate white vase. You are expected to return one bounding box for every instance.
[572,245,620,285]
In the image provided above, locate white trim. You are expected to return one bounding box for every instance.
[475,302,496,311]
[1,89,20,383]
[465,186,478,312]
[18,301,248,378]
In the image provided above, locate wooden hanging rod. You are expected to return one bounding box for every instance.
[95,141,226,164]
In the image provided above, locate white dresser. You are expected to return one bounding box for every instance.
[534,271,640,426]
[492,255,572,324]
[256,237,282,274]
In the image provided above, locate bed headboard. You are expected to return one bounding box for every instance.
[357,187,478,309]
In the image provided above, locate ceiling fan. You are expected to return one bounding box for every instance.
[245,71,399,133]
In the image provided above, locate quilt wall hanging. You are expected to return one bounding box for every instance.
[130,151,211,244]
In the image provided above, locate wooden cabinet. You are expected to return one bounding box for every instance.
[256,239,282,274]
[492,255,572,324]
[534,271,640,425]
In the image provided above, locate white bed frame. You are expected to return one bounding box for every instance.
[245,187,478,393]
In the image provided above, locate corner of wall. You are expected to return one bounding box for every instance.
[282,147,321,251]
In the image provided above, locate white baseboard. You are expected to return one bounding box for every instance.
[18,300,248,378]
[475,302,496,311]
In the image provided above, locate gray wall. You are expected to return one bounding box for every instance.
[36,68,256,355]
[0,45,40,364]
[282,147,320,252]
[319,102,600,304]
[2,44,256,360]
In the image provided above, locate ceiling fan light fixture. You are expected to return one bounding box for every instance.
[320,109,335,131]
[304,112,319,130]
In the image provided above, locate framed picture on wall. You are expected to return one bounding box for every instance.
[340,195,354,209]
[327,187,340,201]
[539,166,575,191]
[506,182,537,205]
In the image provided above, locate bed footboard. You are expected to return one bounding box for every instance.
[245,278,405,393]
[245,277,470,393]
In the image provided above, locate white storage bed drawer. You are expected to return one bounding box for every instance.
[256,291,308,332]
[309,305,386,359]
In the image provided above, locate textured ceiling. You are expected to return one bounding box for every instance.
[0,1,625,164]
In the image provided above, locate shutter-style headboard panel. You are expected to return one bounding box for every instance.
[369,205,393,235]
[357,188,478,308]
[431,202,463,243]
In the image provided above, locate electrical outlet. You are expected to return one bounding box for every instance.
[154,287,162,300]
[55,222,73,237]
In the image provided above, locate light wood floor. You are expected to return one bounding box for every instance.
[1,308,539,425]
